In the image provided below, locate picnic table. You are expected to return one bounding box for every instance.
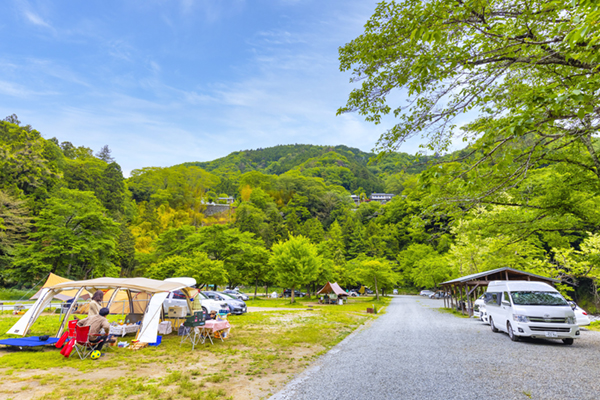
[109,324,140,337]
[181,319,231,348]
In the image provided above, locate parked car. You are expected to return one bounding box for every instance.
[349,290,360,297]
[283,289,306,298]
[473,294,486,319]
[568,301,591,326]
[392,289,398,295]
[485,281,579,344]
[420,290,435,297]
[428,291,445,299]
[204,291,247,315]
[163,290,228,315]
[224,289,249,301]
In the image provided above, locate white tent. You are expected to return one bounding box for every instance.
[8,277,196,344]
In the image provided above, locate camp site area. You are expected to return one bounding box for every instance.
[0,275,386,400]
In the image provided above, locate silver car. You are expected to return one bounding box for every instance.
[163,290,229,315]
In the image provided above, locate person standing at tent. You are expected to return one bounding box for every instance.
[77,307,112,351]
[89,291,104,316]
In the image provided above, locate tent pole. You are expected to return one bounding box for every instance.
[127,289,133,315]
[56,287,84,337]
[106,287,121,311]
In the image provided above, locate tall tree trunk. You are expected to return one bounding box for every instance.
[374,276,379,301]
[291,286,295,304]
[254,278,258,299]
[66,253,73,276]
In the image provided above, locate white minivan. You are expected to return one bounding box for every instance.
[485,280,579,345]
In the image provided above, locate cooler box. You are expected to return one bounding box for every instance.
[168,306,186,318]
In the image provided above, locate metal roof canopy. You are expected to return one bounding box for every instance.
[440,267,559,287]
[438,267,558,317]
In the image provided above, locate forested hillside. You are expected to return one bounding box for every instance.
[3,100,600,311]
[184,144,436,196]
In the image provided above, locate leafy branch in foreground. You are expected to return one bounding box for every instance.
[339,0,600,203]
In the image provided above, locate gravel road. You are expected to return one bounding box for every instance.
[271,295,600,400]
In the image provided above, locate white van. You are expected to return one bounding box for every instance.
[484,281,579,345]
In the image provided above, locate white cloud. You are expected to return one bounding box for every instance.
[23,10,52,29]
[0,80,57,98]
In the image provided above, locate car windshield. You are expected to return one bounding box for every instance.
[196,292,208,300]
[510,291,568,306]
[221,293,237,300]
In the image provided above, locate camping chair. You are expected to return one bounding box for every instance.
[180,311,205,350]
[73,325,96,360]
[68,319,78,337]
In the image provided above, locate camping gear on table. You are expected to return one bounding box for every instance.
[109,323,140,337]
[201,319,231,344]
[168,306,186,318]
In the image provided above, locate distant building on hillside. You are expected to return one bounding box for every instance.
[350,194,360,206]
[218,196,235,204]
[369,193,395,204]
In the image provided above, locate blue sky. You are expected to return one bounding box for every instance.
[2,0,423,175]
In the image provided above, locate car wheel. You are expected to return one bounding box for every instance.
[202,307,208,315]
[490,317,499,333]
[562,338,574,345]
[507,322,519,342]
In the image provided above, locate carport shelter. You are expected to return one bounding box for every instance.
[6,277,196,345]
[439,267,559,316]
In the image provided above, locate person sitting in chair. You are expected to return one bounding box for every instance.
[77,307,113,351]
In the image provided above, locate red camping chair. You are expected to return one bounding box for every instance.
[68,320,78,336]
[56,319,79,349]
[73,325,95,360]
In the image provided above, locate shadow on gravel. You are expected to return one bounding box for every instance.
[492,332,574,346]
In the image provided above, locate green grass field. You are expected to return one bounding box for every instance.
[0,296,390,400]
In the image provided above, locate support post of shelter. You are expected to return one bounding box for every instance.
[460,285,466,315]
[106,287,121,311]
[127,289,133,314]
[56,287,84,337]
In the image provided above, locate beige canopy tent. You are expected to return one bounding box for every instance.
[8,277,196,344]
[317,282,349,296]
[30,273,91,302]
[77,290,152,315]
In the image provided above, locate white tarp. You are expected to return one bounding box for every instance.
[8,288,53,335]
[136,291,169,344]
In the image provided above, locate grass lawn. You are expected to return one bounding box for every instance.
[0,296,390,400]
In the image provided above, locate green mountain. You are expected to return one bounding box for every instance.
[184,144,440,195]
